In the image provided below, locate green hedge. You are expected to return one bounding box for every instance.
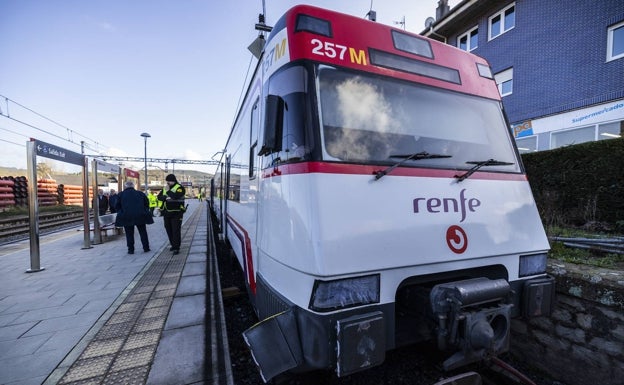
[521,138,624,229]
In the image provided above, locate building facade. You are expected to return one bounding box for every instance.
[423,0,624,152]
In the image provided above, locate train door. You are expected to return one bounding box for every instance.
[249,98,261,294]
[224,154,231,240]
[249,98,260,180]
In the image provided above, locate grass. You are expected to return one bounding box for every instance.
[0,205,83,219]
[546,225,624,269]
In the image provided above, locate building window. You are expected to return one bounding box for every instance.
[458,26,478,51]
[489,3,515,40]
[516,136,537,153]
[494,68,513,97]
[550,126,595,149]
[607,21,624,61]
[598,120,622,139]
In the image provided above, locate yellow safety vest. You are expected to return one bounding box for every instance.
[148,193,158,208]
[161,183,185,212]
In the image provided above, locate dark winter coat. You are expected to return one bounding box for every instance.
[108,193,119,213]
[97,195,109,215]
[114,187,154,227]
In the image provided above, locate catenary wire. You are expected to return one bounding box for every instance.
[0,138,25,147]
[232,53,256,128]
[0,94,110,152]
[0,125,30,139]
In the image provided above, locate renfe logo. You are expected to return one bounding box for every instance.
[446,225,468,254]
[413,189,481,223]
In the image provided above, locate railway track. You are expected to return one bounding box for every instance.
[0,210,87,243]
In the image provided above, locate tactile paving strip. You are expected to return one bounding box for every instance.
[57,207,202,385]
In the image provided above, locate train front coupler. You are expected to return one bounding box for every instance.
[430,277,513,371]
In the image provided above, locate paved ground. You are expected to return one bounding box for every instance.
[0,200,228,385]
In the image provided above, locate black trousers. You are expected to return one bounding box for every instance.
[163,212,183,250]
[124,224,149,252]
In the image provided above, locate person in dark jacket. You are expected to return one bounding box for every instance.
[97,189,109,215]
[108,189,119,213]
[115,181,153,254]
[157,174,185,254]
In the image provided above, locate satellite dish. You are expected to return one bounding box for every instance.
[425,17,435,28]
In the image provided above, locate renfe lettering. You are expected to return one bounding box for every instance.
[413,189,480,223]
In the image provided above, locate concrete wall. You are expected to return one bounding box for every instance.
[510,260,624,385]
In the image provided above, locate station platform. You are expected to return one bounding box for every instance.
[0,201,233,385]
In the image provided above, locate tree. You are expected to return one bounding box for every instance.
[36,162,53,180]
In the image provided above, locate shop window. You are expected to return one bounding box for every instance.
[516,135,537,153]
[551,126,595,149]
[598,121,622,139]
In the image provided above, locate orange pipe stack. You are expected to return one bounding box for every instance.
[37,178,59,206]
[11,176,28,206]
[59,184,85,206]
[0,177,16,208]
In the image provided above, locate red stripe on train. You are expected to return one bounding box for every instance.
[225,214,256,295]
[262,161,527,181]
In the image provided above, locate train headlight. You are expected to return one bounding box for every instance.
[519,253,547,277]
[309,274,380,312]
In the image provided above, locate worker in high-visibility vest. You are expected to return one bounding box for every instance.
[157,174,186,254]
[147,191,158,216]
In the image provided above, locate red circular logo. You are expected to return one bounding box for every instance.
[446,225,468,254]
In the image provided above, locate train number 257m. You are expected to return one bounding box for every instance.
[310,38,367,66]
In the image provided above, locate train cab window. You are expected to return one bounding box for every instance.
[262,66,312,169]
[318,66,520,173]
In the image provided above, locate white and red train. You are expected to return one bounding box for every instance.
[212,5,554,381]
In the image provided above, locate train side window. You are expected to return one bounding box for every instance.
[260,65,311,169]
[250,99,260,178]
[259,95,284,157]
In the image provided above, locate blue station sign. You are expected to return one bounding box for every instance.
[33,139,84,166]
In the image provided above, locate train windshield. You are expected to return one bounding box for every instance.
[317,66,521,172]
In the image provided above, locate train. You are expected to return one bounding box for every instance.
[211,5,554,382]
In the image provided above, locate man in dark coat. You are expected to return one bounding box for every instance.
[97,189,109,215]
[115,181,153,254]
[108,189,119,213]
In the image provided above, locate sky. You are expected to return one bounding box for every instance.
[0,0,457,175]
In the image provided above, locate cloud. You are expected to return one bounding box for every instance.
[106,147,129,157]
[182,149,202,160]
[96,21,116,32]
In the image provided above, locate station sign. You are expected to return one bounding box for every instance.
[125,168,140,178]
[181,181,193,187]
[33,139,84,166]
[95,160,120,174]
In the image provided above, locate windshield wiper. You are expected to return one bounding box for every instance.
[454,159,514,182]
[374,152,452,180]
